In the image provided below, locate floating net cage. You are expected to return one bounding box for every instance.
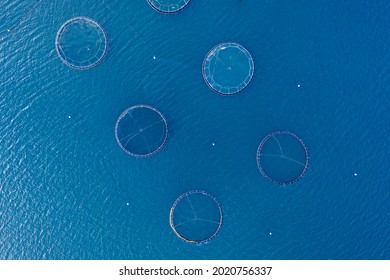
[202,42,255,95]
[256,131,309,185]
[55,17,107,70]
[115,105,168,158]
[146,0,192,14]
[170,190,223,244]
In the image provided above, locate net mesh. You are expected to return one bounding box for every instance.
[146,0,192,14]
[202,42,254,95]
[170,190,223,244]
[55,17,107,70]
[115,105,168,158]
[256,131,309,185]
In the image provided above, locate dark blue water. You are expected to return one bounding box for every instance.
[0,0,389,259]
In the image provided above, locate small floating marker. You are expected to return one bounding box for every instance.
[212,142,215,146]
[126,203,129,206]
[297,84,301,88]
[354,173,358,177]
[153,55,156,60]
[269,232,272,236]
[7,29,10,32]
[68,115,71,119]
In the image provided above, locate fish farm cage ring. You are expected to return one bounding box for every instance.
[55,17,107,70]
[256,131,309,185]
[146,0,192,14]
[170,190,223,244]
[202,42,254,95]
[115,105,168,158]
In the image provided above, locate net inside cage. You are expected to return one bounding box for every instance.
[256,131,309,185]
[115,105,168,158]
[146,0,192,13]
[170,190,223,244]
[203,42,254,95]
[55,17,107,70]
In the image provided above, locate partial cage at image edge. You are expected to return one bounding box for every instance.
[146,0,192,14]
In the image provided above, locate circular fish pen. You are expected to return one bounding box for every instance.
[115,105,168,158]
[55,17,107,70]
[170,190,223,244]
[256,131,309,185]
[202,42,254,95]
[146,0,192,14]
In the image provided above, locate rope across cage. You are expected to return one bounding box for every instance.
[169,190,223,244]
[146,0,192,14]
[256,131,309,185]
[202,42,255,95]
[115,105,168,158]
[55,17,108,70]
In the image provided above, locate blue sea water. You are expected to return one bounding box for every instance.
[0,0,389,260]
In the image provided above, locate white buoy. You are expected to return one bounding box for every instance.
[269,232,272,236]
[212,142,215,146]
[297,84,301,88]
[126,203,129,206]
[68,115,71,119]
[354,173,358,177]
[153,55,156,60]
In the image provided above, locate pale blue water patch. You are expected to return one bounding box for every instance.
[0,0,39,36]
[0,0,389,259]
